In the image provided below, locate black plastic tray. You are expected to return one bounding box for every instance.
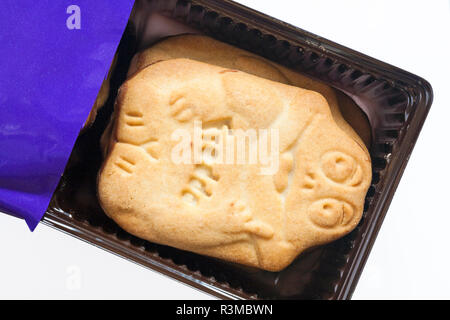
[42,0,433,300]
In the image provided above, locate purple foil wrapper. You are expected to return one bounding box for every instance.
[0,0,134,230]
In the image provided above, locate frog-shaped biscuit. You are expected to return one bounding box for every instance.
[98,59,371,271]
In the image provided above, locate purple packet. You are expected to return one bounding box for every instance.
[0,0,134,230]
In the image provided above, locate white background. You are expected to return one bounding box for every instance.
[1,0,449,299]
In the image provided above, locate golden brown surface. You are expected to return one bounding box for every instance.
[128,34,369,152]
[98,59,371,271]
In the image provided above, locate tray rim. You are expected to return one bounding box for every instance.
[43,0,434,300]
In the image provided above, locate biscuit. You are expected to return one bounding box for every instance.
[98,59,371,271]
[128,34,369,152]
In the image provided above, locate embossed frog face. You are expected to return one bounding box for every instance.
[98,59,371,271]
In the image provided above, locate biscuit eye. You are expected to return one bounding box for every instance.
[308,199,354,228]
[321,151,363,187]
